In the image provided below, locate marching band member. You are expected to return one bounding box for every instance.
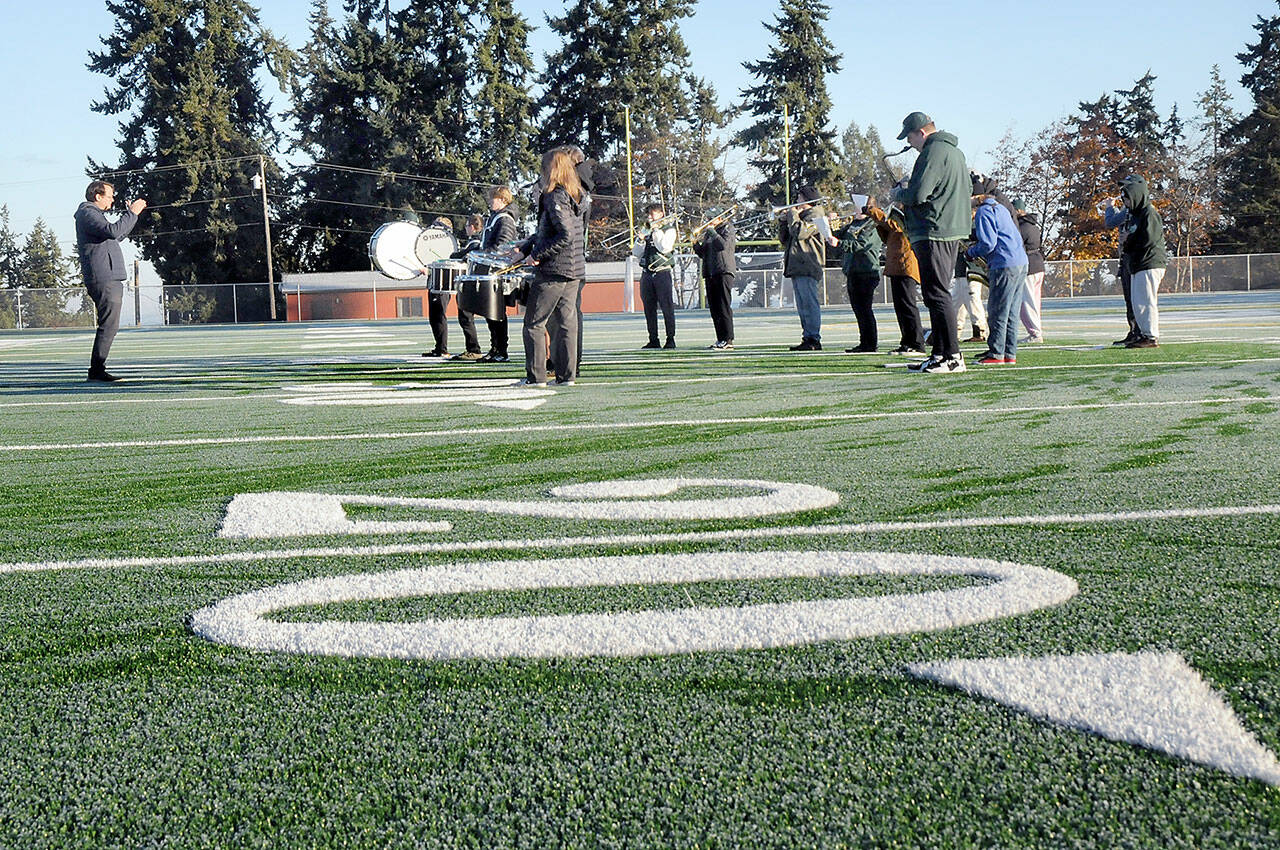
[423,216,458,358]
[692,210,737,350]
[865,199,926,356]
[513,148,585,387]
[477,186,520,363]
[778,185,836,351]
[446,215,486,360]
[835,205,883,353]
[633,203,679,349]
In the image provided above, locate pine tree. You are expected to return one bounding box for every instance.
[471,0,538,187]
[0,207,21,328]
[288,0,407,271]
[537,0,695,160]
[1113,71,1166,165]
[18,220,87,329]
[88,0,290,321]
[838,122,896,202]
[1197,64,1239,173]
[735,0,842,205]
[1219,3,1280,253]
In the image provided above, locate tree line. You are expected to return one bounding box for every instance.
[1,0,1277,324]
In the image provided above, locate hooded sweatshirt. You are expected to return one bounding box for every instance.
[897,131,970,245]
[966,198,1027,272]
[1017,213,1045,275]
[1120,176,1167,272]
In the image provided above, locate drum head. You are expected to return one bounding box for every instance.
[369,221,428,281]
[415,227,458,266]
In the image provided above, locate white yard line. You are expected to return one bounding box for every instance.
[2,394,1277,453]
[3,502,1278,575]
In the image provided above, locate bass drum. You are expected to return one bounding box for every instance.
[369,222,458,281]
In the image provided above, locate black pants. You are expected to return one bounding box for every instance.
[913,240,962,359]
[575,280,585,373]
[486,314,509,356]
[456,308,481,354]
[428,293,449,352]
[1119,258,1136,335]
[86,278,124,371]
[706,272,735,342]
[640,269,675,344]
[845,272,880,349]
[889,276,925,351]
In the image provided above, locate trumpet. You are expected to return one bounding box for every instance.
[771,197,830,217]
[688,206,738,240]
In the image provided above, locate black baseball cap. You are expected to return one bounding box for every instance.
[897,111,931,140]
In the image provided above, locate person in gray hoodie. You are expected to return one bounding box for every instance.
[1118,174,1167,348]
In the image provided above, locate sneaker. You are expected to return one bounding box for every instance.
[452,351,483,361]
[1003,357,1017,365]
[890,346,927,356]
[789,339,821,351]
[641,341,660,349]
[1112,333,1138,347]
[907,355,938,372]
[964,334,986,343]
[490,352,509,363]
[1018,334,1043,345]
[514,378,547,388]
[663,339,676,349]
[551,378,576,387]
[422,348,448,357]
[973,354,1004,365]
[1125,336,1158,349]
[709,340,734,351]
[922,355,967,374]
[87,370,122,383]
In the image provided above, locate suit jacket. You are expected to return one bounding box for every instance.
[74,202,138,284]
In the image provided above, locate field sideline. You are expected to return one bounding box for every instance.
[1,292,1278,847]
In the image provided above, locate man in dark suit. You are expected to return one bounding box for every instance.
[74,180,146,382]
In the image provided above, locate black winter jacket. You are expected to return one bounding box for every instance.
[692,221,737,277]
[1017,214,1045,275]
[519,187,585,281]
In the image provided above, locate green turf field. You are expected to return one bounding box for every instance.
[1,294,1278,847]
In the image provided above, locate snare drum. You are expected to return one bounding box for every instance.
[427,260,467,294]
[368,222,458,280]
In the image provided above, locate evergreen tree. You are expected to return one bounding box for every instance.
[1219,3,1280,253]
[1113,71,1166,164]
[288,0,406,271]
[537,0,695,160]
[88,0,290,321]
[471,0,538,187]
[18,220,88,329]
[838,122,896,201]
[0,207,20,328]
[1197,64,1239,173]
[735,0,842,205]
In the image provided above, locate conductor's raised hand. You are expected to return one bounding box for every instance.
[128,198,147,215]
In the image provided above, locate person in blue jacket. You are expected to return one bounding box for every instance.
[74,180,147,382]
[966,195,1027,364]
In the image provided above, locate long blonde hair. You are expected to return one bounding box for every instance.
[540,148,582,203]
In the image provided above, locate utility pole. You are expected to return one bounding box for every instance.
[133,259,141,326]
[253,155,277,320]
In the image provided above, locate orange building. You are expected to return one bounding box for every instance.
[282,264,633,322]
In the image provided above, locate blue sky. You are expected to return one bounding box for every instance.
[0,0,1271,257]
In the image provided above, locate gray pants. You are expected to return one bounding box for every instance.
[523,277,579,383]
[86,278,124,371]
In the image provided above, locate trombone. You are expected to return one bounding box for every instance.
[687,206,738,241]
[599,210,681,253]
[771,197,830,217]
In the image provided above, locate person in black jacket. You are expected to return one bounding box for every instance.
[836,208,884,352]
[1013,199,1046,344]
[74,180,146,382]
[692,211,737,350]
[477,186,520,363]
[514,149,585,387]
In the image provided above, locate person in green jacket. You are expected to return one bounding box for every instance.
[836,206,884,352]
[1118,174,1167,348]
[894,111,970,374]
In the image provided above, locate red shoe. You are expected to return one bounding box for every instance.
[1003,357,1016,365]
[974,354,1003,366]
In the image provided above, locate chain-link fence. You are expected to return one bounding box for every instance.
[3,254,1276,328]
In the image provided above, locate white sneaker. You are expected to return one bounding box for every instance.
[1018,334,1043,345]
[922,355,966,374]
[514,378,547,388]
[907,356,938,372]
